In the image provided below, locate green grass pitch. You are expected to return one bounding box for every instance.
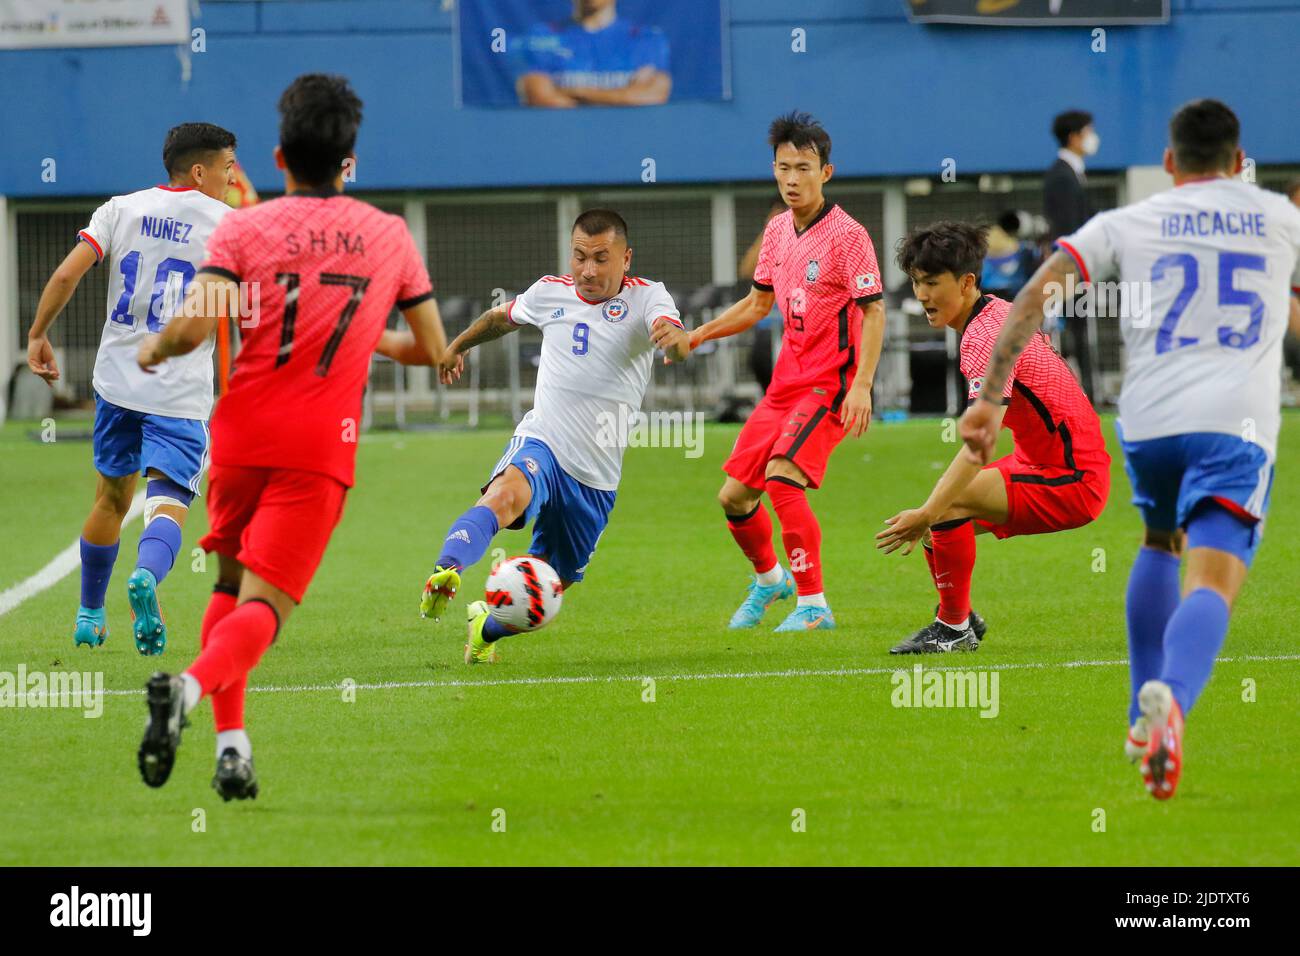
[1,413,1296,866]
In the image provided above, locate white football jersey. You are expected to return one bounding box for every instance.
[79,186,231,420]
[1060,178,1300,457]
[507,275,682,490]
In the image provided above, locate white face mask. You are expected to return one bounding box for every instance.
[1081,129,1100,156]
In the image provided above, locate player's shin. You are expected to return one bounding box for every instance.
[1125,547,1181,723]
[436,504,500,572]
[726,502,780,580]
[135,478,193,585]
[79,538,119,610]
[929,518,976,627]
[1160,588,1230,715]
[765,477,824,602]
[186,599,280,700]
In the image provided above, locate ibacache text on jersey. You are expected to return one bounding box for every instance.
[139,216,194,244]
[1160,210,1266,239]
[285,229,366,256]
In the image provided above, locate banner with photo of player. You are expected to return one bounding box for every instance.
[0,0,190,49]
[456,0,730,108]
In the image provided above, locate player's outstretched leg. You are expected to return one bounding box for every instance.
[890,519,980,653]
[765,473,835,632]
[1123,536,1181,760]
[138,672,191,788]
[720,481,793,628]
[127,476,193,656]
[422,505,498,620]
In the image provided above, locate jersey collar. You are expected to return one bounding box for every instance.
[793,200,836,238]
[289,185,343,198]
[155,184,196,192]
[958,293,992,335]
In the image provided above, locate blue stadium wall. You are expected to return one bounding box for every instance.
[0,0,1296,198]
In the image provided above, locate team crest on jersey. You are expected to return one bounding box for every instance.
[523,457,539,475]
[601,297,629,323]
[967,377,982,398]
[805,260,820,283]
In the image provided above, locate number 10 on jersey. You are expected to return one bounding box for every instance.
[109,252,196,333]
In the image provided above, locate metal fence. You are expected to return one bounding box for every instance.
[8,168,1297,428]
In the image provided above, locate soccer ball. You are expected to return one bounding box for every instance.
[484,556,563,633]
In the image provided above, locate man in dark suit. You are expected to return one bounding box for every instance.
[1044,109,1099,401]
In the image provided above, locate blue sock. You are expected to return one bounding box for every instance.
[1125,547,1181,723]
[136,516,182,585]
[1161,588,1231,714]
[79,538,119,610]
[436,505,500,571]
[482,615,511,642]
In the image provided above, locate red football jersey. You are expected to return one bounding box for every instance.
[753,203,883,408]
[960,295,1109,473]
[202,191,433,487]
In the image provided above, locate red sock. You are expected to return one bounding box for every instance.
[200,587,238,649]
[765,477,822,595]
[726,502,778,574]
[199,587,248,731]
[187,600,278,699]
[922,541,937,579]
[930,519,976,626]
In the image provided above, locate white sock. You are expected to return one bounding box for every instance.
[937,615,970,630]
[217,729,252,761]
[180,672,202,713]
[797,593,828,608]
[755,563,783,587]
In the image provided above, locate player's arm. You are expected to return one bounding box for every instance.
[960,250,1076,464]
[567,66,671,106]
[1289,293,1300,338]
[437,303,519,381]
[27,241,98,384]
[136,271,233,372]
[841,297,886,438]
[877,405,1009,555]
[689,286,776,349]
[374,298,454,374]
[519,73,579,108]
[650,316,691,364]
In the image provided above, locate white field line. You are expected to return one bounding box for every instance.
[91,653,1300,698]
[0,490,146,617]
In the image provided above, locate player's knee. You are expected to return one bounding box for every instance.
[143,476,193,526]
[95,485,134,518]
[1142,528,1182,555]
[764,456,807,486]
[718,482,758,515]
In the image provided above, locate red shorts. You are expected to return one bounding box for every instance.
[723,391,844,489]
[976,454,1110,539]
[199,465,348,603]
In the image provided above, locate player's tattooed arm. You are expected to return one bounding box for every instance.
[137,270,233,372]
[960,251,1076,464]
[842,298,885,438]
[651,318,691,364]
[689,286,776,349]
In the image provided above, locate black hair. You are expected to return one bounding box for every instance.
[1169,99,1240,175]
[1284,177,1300,203]
[1051,110,1093,148]
[895,221,988,282]
[162,123,237,178]
[573,208,628,242]
[277,73,363,187]
[996,210,1022,235]
[769,111,831,166]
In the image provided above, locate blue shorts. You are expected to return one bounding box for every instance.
[1118,424,1273,563]
[484,436,616,584]
[92,394,210,495]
